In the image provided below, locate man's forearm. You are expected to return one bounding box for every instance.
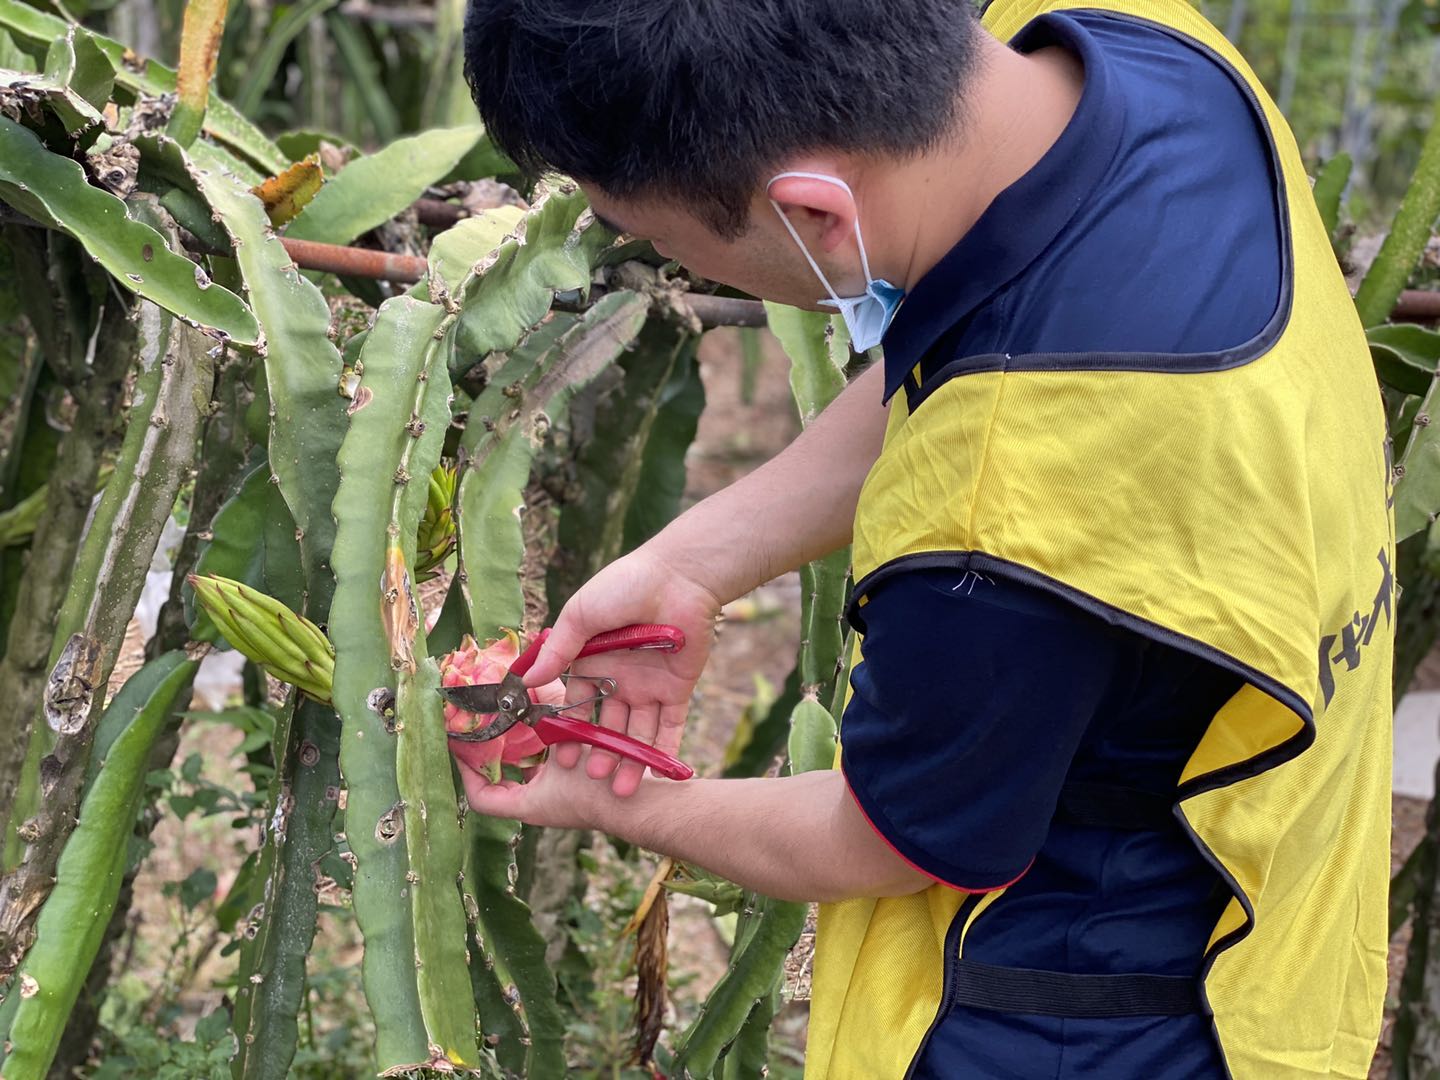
[590,768,930,904]
[650,362,886,603]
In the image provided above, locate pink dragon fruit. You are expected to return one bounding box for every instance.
[441,631,566,781]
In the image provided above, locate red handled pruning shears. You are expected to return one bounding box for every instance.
[439,623,694,781]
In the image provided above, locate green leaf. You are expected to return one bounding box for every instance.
[193,1007,230,1045]
[324,12,400,146]
[179,867,218,910]
[1370,324,1440,396]
[1312,153,1351,239]
[180,752,204,783]
[0,119,258,343]
[286,126,485,246]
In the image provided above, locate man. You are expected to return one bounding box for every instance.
[457,0,1394,1076]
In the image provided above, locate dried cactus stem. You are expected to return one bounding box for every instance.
[0,299,214,986]
[0,296,134,848]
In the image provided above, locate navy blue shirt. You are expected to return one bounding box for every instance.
[840,9,1283,1078]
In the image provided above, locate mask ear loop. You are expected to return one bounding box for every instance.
[766,169,875,289]
[768,197,847,308]
[767,171,877,291]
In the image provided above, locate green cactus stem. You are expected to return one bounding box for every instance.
[462,815,567,1078]
[1354,96,1440,330]
[230,695,342,1080]
[329,295,452,1072]
[166,0,228,148]
[458,291,650,639]
[0,653,197,1080]
[0,0,285,173]
[189,140,353,1077]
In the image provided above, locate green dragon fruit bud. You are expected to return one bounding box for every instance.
[415,461,458,581]
[187,573,334,703]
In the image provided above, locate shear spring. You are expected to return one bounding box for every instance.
[555,673,617,715]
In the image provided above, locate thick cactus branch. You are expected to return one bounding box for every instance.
[462,815,567,1077]
[0,653,197,1080]
[188,141,347,612]
[329,295,451,1072]
[167,0,228,148]
[0,297,214,981]
[459,292,650,638]
[231,696,342,1079]
[187,141,354,1075]
[0,291,133,847]
[673,307,852,1075]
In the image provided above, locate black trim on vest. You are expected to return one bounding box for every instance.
[899,11,1295,417]
[950,960,1205,1018]
[902,892,985,1080]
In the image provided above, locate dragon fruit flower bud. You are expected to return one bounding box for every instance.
[440,631,566,780]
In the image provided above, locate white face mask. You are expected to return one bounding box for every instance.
[767,170,905,352]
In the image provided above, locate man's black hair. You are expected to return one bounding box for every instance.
[463,1,980,237]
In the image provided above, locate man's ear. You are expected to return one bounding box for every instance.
[767,173,858,255]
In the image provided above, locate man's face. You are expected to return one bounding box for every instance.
[583,187,839,312]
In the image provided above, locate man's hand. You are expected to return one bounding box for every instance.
[520,546,721,796]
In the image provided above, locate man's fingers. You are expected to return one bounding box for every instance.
[585,694,628,779]
[551,741,584,768]
[655,702,690,760]
[611,702,659,797]
[522,611,589,688]
[460,770,529,818]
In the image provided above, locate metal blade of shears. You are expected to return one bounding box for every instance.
[437,682,507,714]
[439,671,534,742]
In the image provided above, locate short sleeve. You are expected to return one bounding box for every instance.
[840,567,1136,891]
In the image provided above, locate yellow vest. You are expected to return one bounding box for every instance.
[805,1,1395,1077]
